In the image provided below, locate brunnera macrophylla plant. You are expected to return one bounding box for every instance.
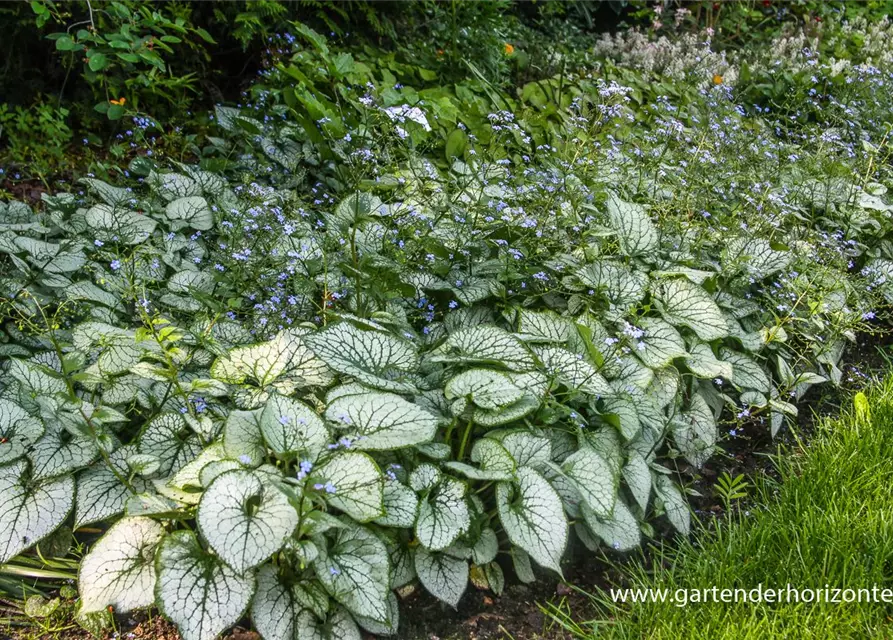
[1,72,892,637]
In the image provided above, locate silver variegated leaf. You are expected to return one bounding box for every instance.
[332,192,384,227]
[354,590,400,636]
[516,309,572,343]
[261,395,328,458]
[452,277,498,305]
[577,261,648,312]
[65,280,123,311]
[138,413,202,477]
[375,481,419,528]
[8,358,67,396]
[15,237,86,274]
[602,393,640,440]
[429,325,535,371]
[671,392,716,468]
[581,498,640,551]
[325,392,436,450]
[166,442,226,500]
[85,204,157,245]
[726,316,763,352]
[561,448,617,517]
[416,477,470,551]
[471,527,499,565]
[636,317,687,368]
[155,530,255,640]
[252,564,337,640]
[498,431,551,469]
[75,445,148,528]
[81,178,134,206]
[315,524,390,622]
[444,438,515,481]
[0,399,44,465]
[165,196,213,231]
[78,517,165,613]
[414,546,468,608]
[605,193,658,257]
[719,348,771,392]
[223,409,266,467]
[197,470,298,573]
[536,346,613,397]
[653,473,690,536]
[612,355,654,393]
[168,270,215,295]
[151,172,201,201]
[29,423,99,482]
[472,394,540,427]
[409,464,442,492]
[0,460,74,562]
[685,342,734,380]
[723,237,791,279]
[316,452,384,522]
[654,278,729,341]
[496,467,567,574]
[389,543,416,589]
[512,547,535,584]
[622,452,652,511]
[306,323,418,393]
[444,369,523,410]
[211,330,333,391]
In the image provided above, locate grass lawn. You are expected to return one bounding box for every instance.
[548,377,893,640]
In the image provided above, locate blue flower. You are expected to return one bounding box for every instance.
[297,460,313,480]
[315,482,337,494]
[110,260,121,270]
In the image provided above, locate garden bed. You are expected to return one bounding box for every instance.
[4,3,893,640]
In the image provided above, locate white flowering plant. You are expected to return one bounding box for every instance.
[1,11,893,640]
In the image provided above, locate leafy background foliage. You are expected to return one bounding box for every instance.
[2,1,893,638]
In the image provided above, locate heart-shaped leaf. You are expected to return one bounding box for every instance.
[155,530,255,640]
[415,477,470,551]
[325,392,437,450]
[496,467,567,574]
[314,524,390,622]
[260,395,328,458]
[79,517,166,613]
[197,470,298,573]
[0,460,74,562]
[306,323,419,393]
[414,546,468,608]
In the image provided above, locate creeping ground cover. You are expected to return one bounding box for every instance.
[3,3,893,639]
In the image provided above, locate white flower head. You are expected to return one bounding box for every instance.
[383,105,432,132]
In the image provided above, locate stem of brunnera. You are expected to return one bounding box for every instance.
[443,417,458,452]
[457,420,475,461]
